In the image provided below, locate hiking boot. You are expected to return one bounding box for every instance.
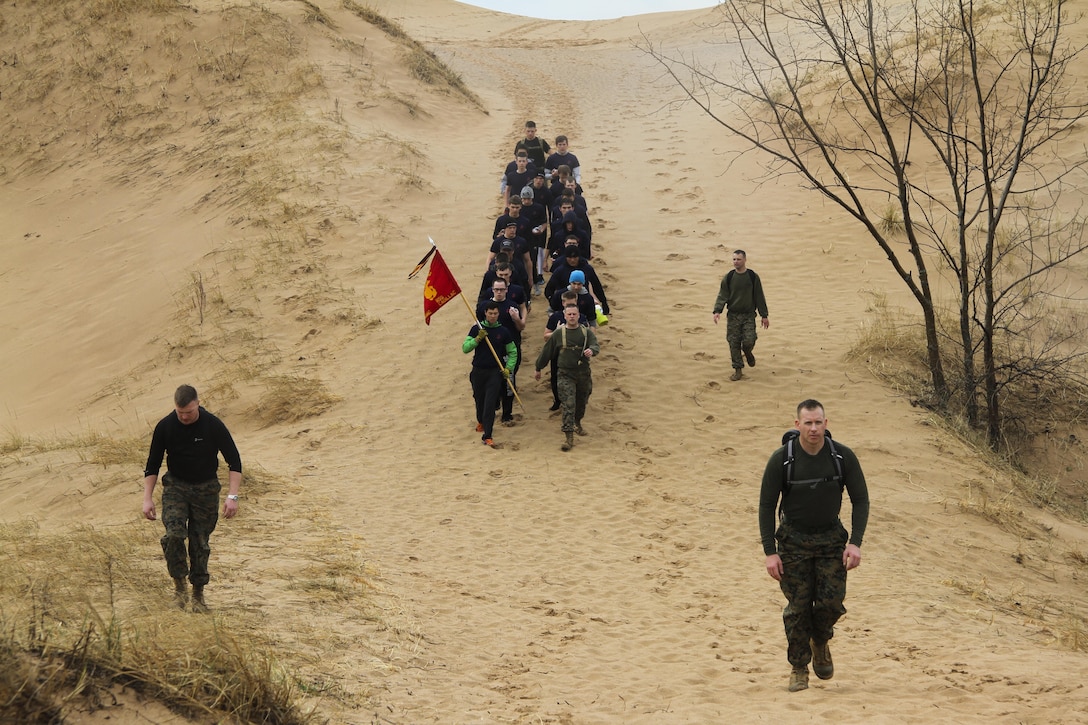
[788,666,809,692]
[475,422,484,432]
[173,578,188,609]
[575,424,587,436]
[561,432,574,451]
[501,417,515,427]
[482,438,495,447]
[743,347,756,367]
[811,639,834,680]
[191,585,208,613]
[730,368,743,381]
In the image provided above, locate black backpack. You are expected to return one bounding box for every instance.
[780,429,845,497]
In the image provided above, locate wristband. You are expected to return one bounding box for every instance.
[227,494,239,501]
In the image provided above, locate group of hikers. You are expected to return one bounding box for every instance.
[139,121,870,697]
[464,121,608,452]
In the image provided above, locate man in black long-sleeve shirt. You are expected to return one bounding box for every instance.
[759,399,869,693]
[143,384,242,611]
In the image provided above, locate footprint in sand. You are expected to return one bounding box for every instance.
[682,326,706,333]
[456,493,481,503]
[666,253,690,261]
[693,351,716,361]
[706,381,721,390]
[667,278,695,286]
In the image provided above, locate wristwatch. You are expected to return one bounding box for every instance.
[227,494,239,501]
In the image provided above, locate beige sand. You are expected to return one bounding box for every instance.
[2,0,1086,722]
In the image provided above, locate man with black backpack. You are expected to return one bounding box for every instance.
[759,399,870,692]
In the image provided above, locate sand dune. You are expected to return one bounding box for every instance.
[2,0,1086,722]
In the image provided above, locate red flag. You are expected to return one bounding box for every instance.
[422,250,461,325]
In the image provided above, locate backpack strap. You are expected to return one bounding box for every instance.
[782,430,845,496]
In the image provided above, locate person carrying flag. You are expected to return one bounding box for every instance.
[464,301,518,447]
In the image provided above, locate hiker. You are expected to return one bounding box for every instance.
[758,399,870,692]
[514,120,551,170]
[477,278,526,427]
[548,269,596,324]
[492,195,533,240]
[463,301,518,447]
[545,134,582,184]
[502,152,535,205]
[487,222,533,292]
[712,249,769,381]
[543,291,588,411]
[142,384,242,612]
[534,305,599,451]
[545,245,608,317]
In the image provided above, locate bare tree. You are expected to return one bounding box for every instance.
[645,0,1088,448]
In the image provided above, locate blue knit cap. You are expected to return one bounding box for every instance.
[569,270,586,285]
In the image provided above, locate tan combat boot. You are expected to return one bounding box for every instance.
[811,639,834,680]
[561,431,574,451]
[173,578,188,609]
[191,585,208,613]
[788,665,809,692]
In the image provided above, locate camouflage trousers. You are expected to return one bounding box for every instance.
[775,520,849,667]
[557,365,592,432]
[726,311,758,370]
[160,473,221,586]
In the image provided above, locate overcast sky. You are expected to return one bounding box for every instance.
[454,0,719,21]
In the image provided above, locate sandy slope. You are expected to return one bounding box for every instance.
[2,0,1087,723]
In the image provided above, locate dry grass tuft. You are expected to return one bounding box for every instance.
[298,0,336,27]
[254,376,341,425]
[0,526,317,723]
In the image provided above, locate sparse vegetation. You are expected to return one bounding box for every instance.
[646,0,1088,450]
[0,525,317,723]
[342,0,484,108]
[254,375,341,425]
[850,294,1088,516]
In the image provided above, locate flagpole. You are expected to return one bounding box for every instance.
[458,292,526,410]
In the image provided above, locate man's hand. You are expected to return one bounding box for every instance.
[142,500,157,521]
[534,369,542,380]
[712,312,721,325]
[843,543,861,570]
[583,348,594,358]
[761,316,770,330]
[475,329,488,342]
[502,368,512,379]
[223,497,239,519]
[765,553,783,581]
